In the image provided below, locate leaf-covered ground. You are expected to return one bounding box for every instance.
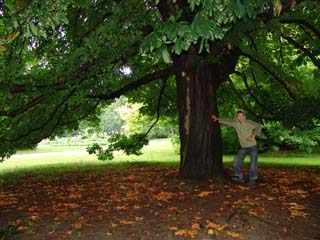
[1,165,319,240]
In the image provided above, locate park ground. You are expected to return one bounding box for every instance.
[0,140,320,239]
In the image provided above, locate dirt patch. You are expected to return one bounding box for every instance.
[0,166,319,239]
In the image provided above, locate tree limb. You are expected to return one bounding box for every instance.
[241,51,297,101]
[249,62,259,88]
[281,34,320,68]
[87,66,175,100]
[0,95,45,117]
[13,87,77,141]
[226,77,274,120]
[146,78,168,135]
[280,19,320,40]
[29,101,101,146]
[233,71,265,109]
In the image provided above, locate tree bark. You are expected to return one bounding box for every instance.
[174,49,225,179]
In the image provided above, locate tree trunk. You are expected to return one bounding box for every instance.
[174,50,225,179]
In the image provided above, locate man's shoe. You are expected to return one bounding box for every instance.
[231,176,245,184]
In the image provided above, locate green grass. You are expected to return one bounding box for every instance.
[258,153,320,168]
[1,139,319,184]
[16,145,87,154]
[0,139,179,173]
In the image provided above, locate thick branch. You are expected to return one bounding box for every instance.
[249,62,259,88]
[14,87,77,141]
[281,34,320,68]
[280,19,320,40]
[5,61,95,94]
[87,66,174,100]
[226,77,274,120]
[0,61,94,118]
[29,101,100,146]
[0,95,45,117]
[233,71,265,109]
[241,51,297,101]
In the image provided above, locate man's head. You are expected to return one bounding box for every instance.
[236,110,246,123]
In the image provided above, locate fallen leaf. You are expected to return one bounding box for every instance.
[17,226,29,231]
[226,230,241,238]
[206,221,225,231]
[153,191,173,202]
[198,191,213,197]
[119,220,135,225]
[191,223,200,229]
[187,229,198,238]
[169,226,178,231]
[126,175,137,181]
[115,205,128,210]
[168,206,179,211]
[174,229,187,236]
[72,222,82,229]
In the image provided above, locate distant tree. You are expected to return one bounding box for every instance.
[99,97,126,136]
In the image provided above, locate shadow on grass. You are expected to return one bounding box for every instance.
[0,161,179,184]
[1,157,319,185]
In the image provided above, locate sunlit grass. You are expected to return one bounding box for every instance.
[0,139,179,173]
[1,138,319,178]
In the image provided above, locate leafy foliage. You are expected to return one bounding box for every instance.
[262,122,320,153]
[87,133,149,161]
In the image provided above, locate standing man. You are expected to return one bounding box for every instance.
[212,110,262,186]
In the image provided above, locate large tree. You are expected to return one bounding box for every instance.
[0,0,319,178]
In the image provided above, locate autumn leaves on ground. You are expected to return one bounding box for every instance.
[1,165,320,240]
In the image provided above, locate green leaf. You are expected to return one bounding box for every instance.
[177,22,190,37]
[234,0,245,18]
[161,47,171,63]
[13,20,19,29]
[173,39,183,55]
[29,22,38,36]
[198,38,204,53]
[188,0,201,11]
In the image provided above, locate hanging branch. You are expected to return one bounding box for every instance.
[280,19,320,40]
[298,24,318,41]
[248,35,258,51]
[279,36,285,64]
[226,77,274,120]
[281,34,320,68]
[249,61,259,88]
[0,95,45,117]
[13,87,78,141]
[29,100,101,146]
[0,61,95,117]
[146,78,168,135]
[233,71,265,109]
[241,51,297,101]
[27,103,70,146]
[88,66,174,101]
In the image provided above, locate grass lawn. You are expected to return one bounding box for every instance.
[0,139,179,174]
[1,138,319,177]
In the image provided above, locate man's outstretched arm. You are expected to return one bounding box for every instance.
[211,115,235,126]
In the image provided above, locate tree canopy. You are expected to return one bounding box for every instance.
[0,1,319,174]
